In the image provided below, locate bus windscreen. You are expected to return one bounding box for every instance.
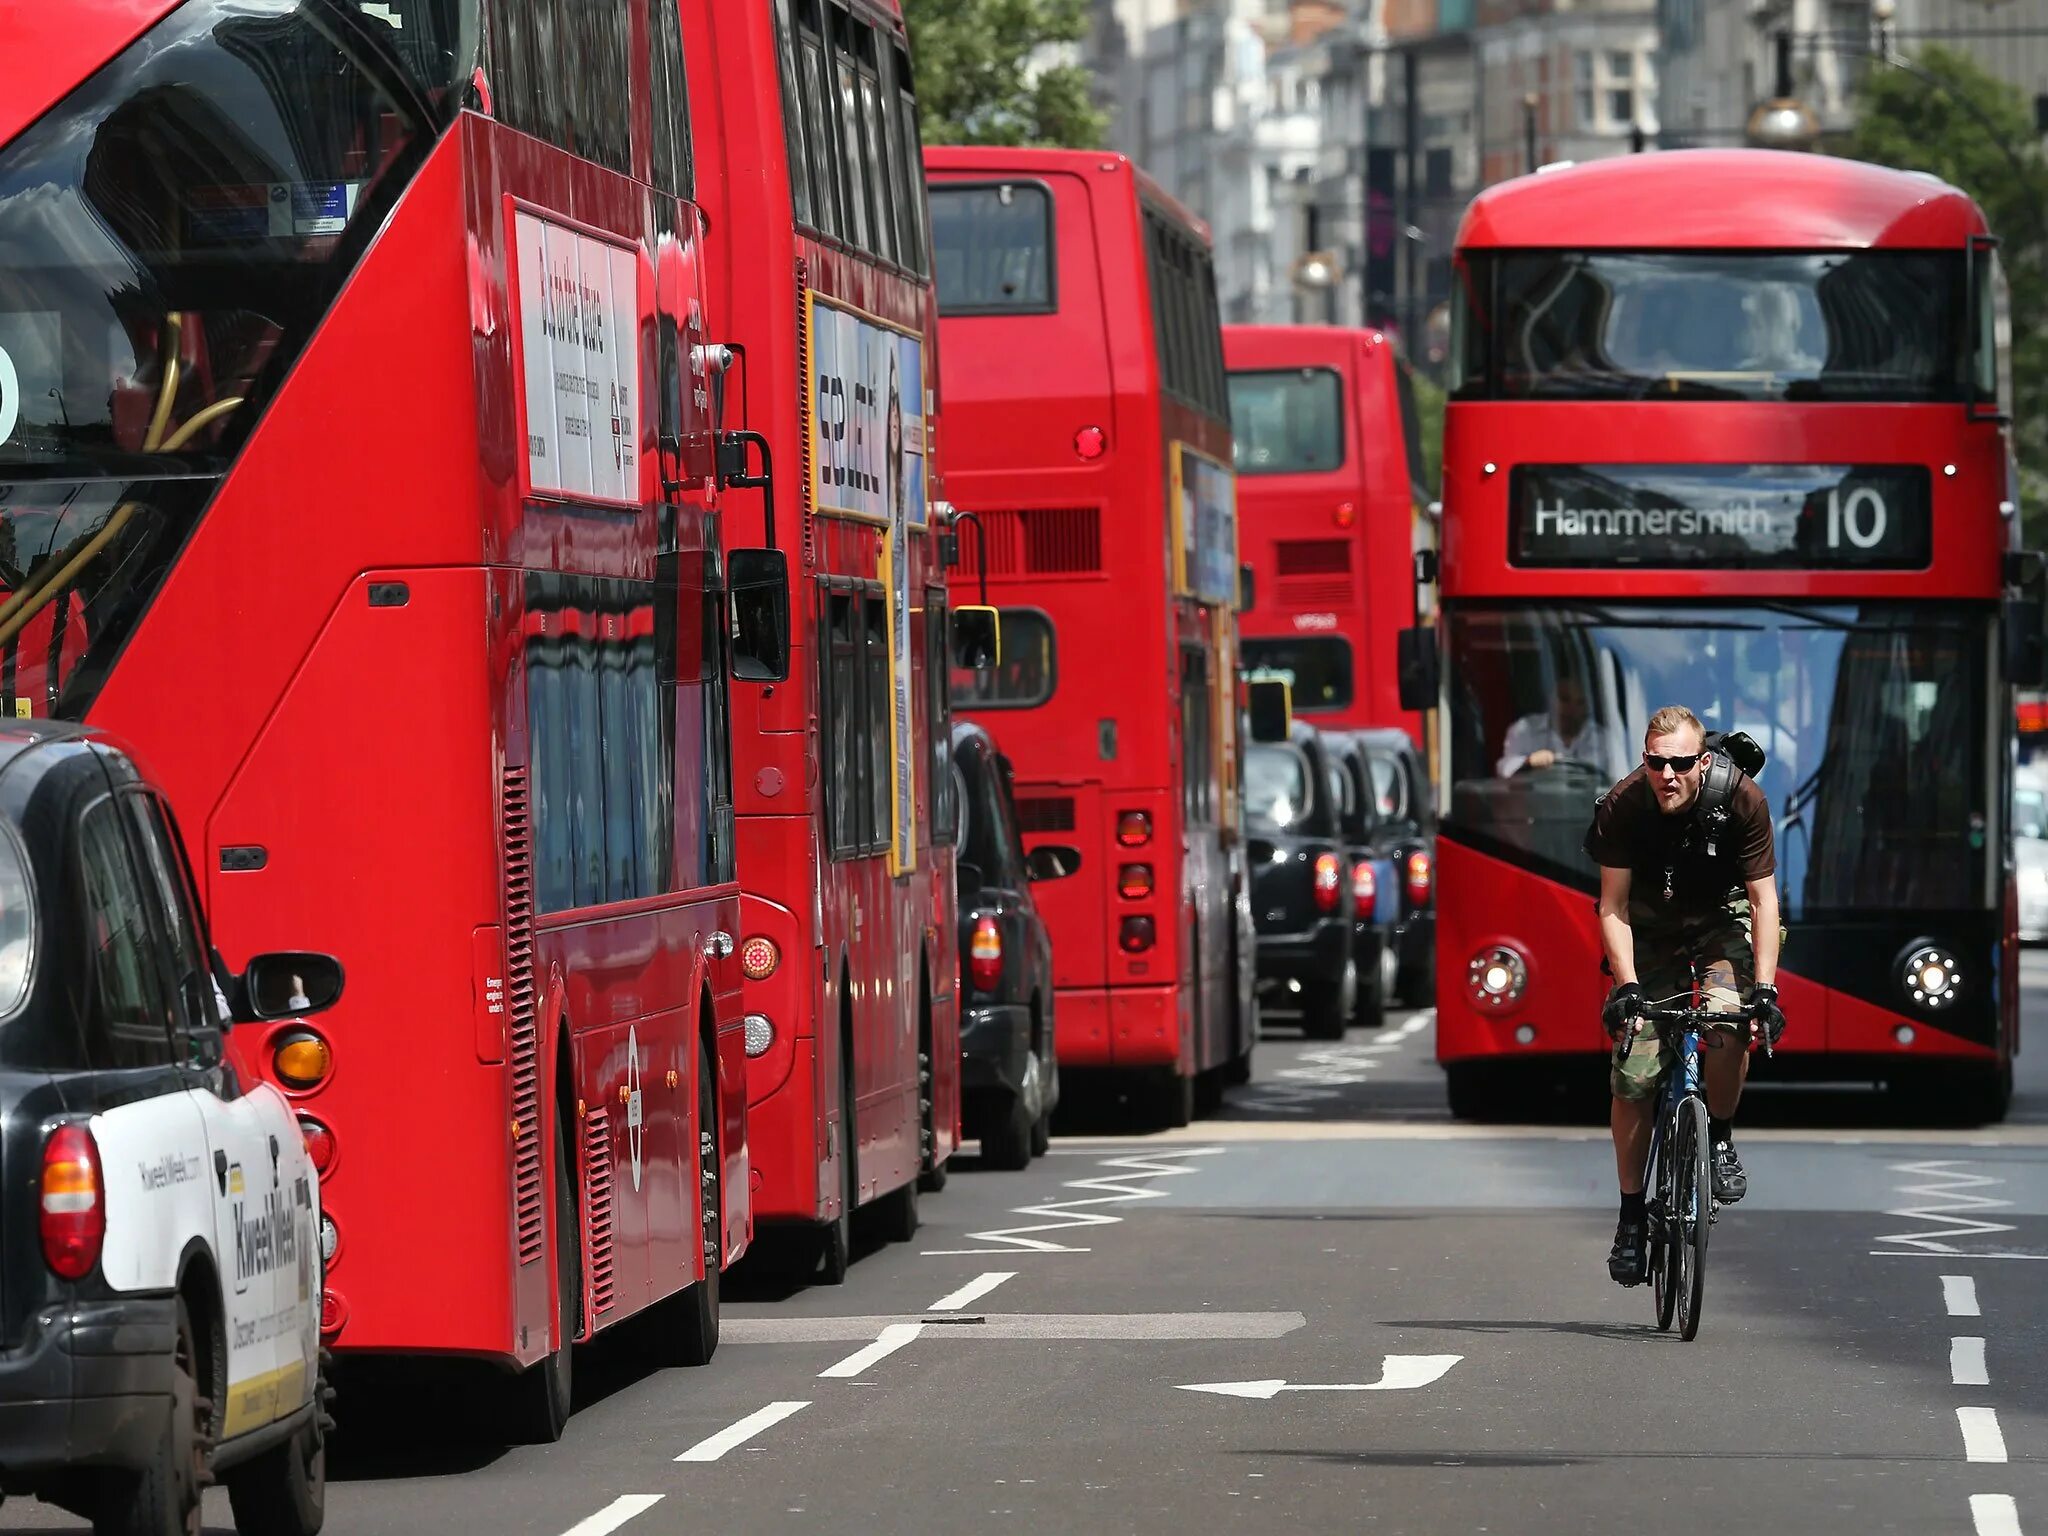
[1228,368,1344,475]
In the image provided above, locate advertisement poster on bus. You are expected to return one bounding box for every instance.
[806,293,927,873]
[1171,443,1238,605]
[511,207,641,507]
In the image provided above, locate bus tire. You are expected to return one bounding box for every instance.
[507,1122,576,1443]
[662,1040,721,1367]
[1156,1068,1194,1129]
[816,1081,854,1285]
[876,1173,920,1243]
[94,1294,206,1536]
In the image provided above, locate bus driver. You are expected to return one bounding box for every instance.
[1586,705,1787,1286]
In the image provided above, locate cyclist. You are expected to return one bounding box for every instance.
[1586,705,1787,1285]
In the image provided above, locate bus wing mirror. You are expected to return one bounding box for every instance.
[1238,562,1256,612]
[728,547,791,683]
[1397,626,1440,713]
[1247,677,1292,743]
[236,952,345,1023]
[2004,549,2048,688]
[951,605,1000,670]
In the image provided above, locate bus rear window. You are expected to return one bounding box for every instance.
[930,184,1054,314]
[1453,250,1970,403]
[952,607,1055,708]
[1243,637,1354,713]
[1228,369,1345,475]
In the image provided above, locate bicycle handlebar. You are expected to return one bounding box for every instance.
[1612,1000,1774,1064]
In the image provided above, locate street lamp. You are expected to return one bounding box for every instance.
[1290,250,1342,326]
[1745,30,1820,150]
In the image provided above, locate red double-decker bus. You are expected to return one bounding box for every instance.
[1224,325,1434,739]
[684,0,962,1280]
[0,0,793,1440]
[926,147,1254,1125]
[1429,150,2035,1123]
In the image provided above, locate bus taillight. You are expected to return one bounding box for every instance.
[740,936,780,981]
[1406,850,1434,908]
[298,1115,336,1176]
[1118,863,1154,899]
[1119,915,1156,953]
[1117,811,1152,847]
[1312,853,1342,913]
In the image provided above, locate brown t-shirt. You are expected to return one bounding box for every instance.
[1584,766,1775,915]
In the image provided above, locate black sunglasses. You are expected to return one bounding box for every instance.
[1643,752,1704,774]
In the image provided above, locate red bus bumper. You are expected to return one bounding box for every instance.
[1054,984,1181,1070]
[747,1038,828,1224]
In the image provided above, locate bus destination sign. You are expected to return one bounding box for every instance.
[1508,464,1932,570]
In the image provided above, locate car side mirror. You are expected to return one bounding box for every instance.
[1026,844,1082,882]
[1247,677,1291,743]
[1396,626,1440,712]
[951,604,1001,670]
[728,547,791,683]
[235,952,345,1023]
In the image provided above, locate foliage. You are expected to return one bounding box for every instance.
[1841,46,2048,542]
[1408,366,1445,497]
[903,0,1106,148]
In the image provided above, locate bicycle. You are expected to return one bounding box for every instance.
[1616,989,1770,1341]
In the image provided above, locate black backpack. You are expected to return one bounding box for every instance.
[1698,730,1766,822]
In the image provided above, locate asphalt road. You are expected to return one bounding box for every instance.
[10,964,2048,1536]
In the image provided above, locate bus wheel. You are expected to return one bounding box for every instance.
[506,1123,576,1443]
[662,1041,721,1366]
[816,1089,854,1286]
[876,1172,920,1243]
[917,1042,949,1194]
[1153,1068,1194,1129]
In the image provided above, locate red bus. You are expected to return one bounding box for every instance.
[1428,149,2035,1123]
[0,0,793,1440]
[926,147,1254,1125]
[685,0,964,1280]
[1224,324,1434,740]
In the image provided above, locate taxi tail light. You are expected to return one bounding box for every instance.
[1313,852,1342,913]
[1351,861,1377,919]
[1406,849,1434,908]
[40,1123,104,1281]
[1119,915,1156,953]
[970,915,1004,991]
[1117,811,1153,847]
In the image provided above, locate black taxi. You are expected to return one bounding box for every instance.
[0,722,340,1536]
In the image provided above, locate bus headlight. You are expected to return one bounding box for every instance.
[1467,946,1527,1009]
[1899,943,1959,1010]
[743,1014,775,1058]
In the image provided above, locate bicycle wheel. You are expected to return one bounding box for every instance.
[1650,1136,1677,1333]
[1675,1095,1711,1341]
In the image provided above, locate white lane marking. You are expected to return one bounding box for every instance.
[1180,1354,1463,1400]
[1873,1251,2048,1261]
[675,1401,810,1462]
[930,1271,1015,1311]
[818,1321,923,1378]
[1944,1275,1983,1316]
[1958,1407,2009,1464]
[560,1496,663,1535]
[728,1311,1303,1343]
[1952,1337,1989,1386]
[922,1147,1222,1256]
[1875,1161,2015,1253]
[1970,1494,2023,1536]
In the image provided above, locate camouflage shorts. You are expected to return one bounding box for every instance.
[1610,899,1755,1103]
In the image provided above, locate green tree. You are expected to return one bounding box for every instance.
[903,0,1106,147]
[1408,367,1445,496]
[1841,46,2048,542]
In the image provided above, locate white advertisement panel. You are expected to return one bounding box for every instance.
[512,207,641,506]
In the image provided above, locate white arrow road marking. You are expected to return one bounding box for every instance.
[930,1271,1015,1311]
[1178,1353,1463,1400]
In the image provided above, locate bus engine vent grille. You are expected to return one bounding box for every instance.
[1015,795,1077,834]
[583,1107,617,1319]
[503,767,545,1268]
[1275,539,1351,576]
[1022,507,1101,573]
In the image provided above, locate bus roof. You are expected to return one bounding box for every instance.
[1224,324,1391,370]
[0,0,181,150]
[1456,149,1988,251]
[924,145,1213,245]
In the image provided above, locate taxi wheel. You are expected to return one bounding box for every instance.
[664,1042,720,1367]
[95,1295,205,1536]
[223,1364,325,1536]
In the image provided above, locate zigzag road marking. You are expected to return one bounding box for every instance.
[1873,1160,2016,1254]
[921,1147,1225,1256]
[1232,1043,1385,1116]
